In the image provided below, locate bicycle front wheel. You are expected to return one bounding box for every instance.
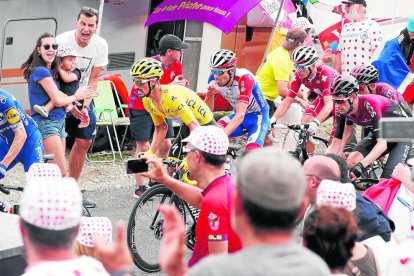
[127,184,184,273]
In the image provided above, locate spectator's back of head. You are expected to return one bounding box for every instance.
[237,147,305,231]
[324,153,350,183]
[19,177,83,249]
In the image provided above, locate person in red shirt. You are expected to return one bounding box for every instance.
[140,125,242,266]
[129,34,190,198]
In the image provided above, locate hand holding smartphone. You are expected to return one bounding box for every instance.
[126,158,149,174]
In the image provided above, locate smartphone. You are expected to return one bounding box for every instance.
[126,158,149,174]
[379,118,414,142]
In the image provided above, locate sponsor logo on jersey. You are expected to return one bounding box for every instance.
[6,108,20,124]
[0,94,7,104]
[360,31,368,40]
[363,102,376,118]
[208,212,220,231]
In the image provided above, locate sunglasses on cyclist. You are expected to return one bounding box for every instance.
[333,97,350,104]
[183,146,197,154]
[211,68,232,76]
[81,6,99,16]
[133,78,152,86]
[42,44,59,50]
[294,64,309,71]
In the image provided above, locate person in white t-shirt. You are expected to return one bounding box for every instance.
[56,6,109,208]
[333,0,383,75]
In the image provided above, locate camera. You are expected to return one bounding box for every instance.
[126,158,149,174]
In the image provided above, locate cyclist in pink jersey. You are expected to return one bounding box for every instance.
[326,75,411,180]
[351,64,412,117]
[272,46,338,154]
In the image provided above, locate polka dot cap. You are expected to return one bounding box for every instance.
[26,163,62,182]
[182,126,229,155]
[316,180,356,211]
[57,45,79,58]
[19,177,83,230]
[76,217,112,247]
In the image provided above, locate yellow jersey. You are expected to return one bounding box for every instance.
[143,85,213,126]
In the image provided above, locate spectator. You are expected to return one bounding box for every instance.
[292,17,315,46]
[74,217,113,258]
[159,147,331,275]
[303,206,360,275]
[56,6,109,208]
[20,32,96,177]
[129,34,189,198]
[256,28,307,148]
[140,126,241,266]
[333,0,383,74]
[397,15,414,68]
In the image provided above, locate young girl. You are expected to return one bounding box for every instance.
[33,45,88,127]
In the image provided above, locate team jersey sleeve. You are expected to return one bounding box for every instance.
[288,73,301,98]
[2,94,23,131]
[366,100,383,138]
[321,68,336,97]
[142,98,165,126]
[237,74,255,104]
[170,93,197,125]
[200,197,230,242]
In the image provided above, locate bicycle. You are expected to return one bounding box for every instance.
[127,145,240,273]
[268,123,329,163]
[0,154,92,217]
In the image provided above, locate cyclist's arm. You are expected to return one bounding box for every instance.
[333,52,342,73]
[208,241,228,255]
[278,80,289,98]
[149,122,168,155]
[223,101,248,136]
[1,127,27,168]
[315,95,333,123]
[273,97,294,120]
[339,124,353,151]
[204,92,215,111]
[360,137,387,168]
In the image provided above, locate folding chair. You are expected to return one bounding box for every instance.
[88,80,129,162]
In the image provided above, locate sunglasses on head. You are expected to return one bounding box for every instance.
[133,78,152,86]
[42,44,58,50]
[81,6,99,16]
[211,68,232,76]
[333,97,350,104]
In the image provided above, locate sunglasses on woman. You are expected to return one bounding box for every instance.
[42,44,58,50]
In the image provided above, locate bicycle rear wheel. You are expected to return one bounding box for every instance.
[127,184,185,273]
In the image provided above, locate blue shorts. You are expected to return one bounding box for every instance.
[0,130,44,172]
[218,111,269,147]
[34,117,67,139]
[65,105,97,139]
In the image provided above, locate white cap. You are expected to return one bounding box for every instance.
[19,177,83,230]
[182,126,229,155]
[317,180,356,211]
[57,45,79,58]
[26,163,62,182]
[76,217,112,247]
[292,17,314,31]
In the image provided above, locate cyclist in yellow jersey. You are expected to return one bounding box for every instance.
[130,58,215,162]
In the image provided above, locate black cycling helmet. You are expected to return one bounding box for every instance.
[330,75,359,96]
[351,64,379,85]
[292,46,319,70]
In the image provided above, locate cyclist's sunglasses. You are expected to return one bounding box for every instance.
[333,97,350,104]
[133,78,152,86]
[42,44,58,50]
[211,68,232,76]
[81,6,99,16]
[294,64,309,71]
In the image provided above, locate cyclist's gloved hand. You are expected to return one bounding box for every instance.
[138,149,153,158]
[350,162,364,178]
[269,117,277,127]
[0,164,7,180]
[307,119,320,136]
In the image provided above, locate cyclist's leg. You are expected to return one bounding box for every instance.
[157,119,174,158]
[347,133,376,168]
[381,142,411,179]
[243,112,269,150]
[17,130,44,172]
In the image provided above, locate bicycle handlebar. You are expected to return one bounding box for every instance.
[268,123,320,145]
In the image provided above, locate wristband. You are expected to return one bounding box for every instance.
[313,118,321,126]
[110,269,134,276]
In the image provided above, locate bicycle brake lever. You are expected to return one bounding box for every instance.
[0,184,10,195]
[309,136,320,145]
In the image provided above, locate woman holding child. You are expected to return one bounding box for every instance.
[21,32,97,176]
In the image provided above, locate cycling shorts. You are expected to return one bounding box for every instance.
[353,132,411,178]
[218,111,269,148]
[0,130,44,172]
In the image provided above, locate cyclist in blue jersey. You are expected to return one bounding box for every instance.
[204,49,269,150]
[0,89,43,179]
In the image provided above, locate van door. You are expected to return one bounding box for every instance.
[1,18,57,110]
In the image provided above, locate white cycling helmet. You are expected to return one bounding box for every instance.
[209,49,237,69]
[292,46,319,70]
